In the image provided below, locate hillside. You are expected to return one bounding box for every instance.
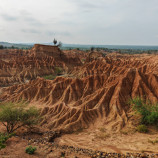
[0,44,82,87]
[0,53,158,133]
[0,45,158,156]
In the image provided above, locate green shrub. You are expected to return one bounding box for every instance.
[60,151,65,157]
[54,67,62,75]
[0,133,7,150]
[0,102,40,133]
[0,143,6,149]
[130,97,158,126]
[42,67,62,80]
[136,125,148,133]
[0,133,14,150]
[25,146,36,155]
[43,75,56,80]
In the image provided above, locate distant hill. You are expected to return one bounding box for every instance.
[0,42,33,49]
[0,42,158,50]
[34,43,158,50]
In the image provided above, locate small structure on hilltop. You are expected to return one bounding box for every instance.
[31,44,63,58]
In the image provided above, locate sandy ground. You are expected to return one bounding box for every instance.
[56,128,158,154]
[0,135,90,158]
[0,122,158,157]
[0,137,46,158]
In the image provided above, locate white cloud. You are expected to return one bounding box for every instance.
[0,0,158,45]
[0,26,4,31]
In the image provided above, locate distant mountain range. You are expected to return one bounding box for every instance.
[0,42,158,50]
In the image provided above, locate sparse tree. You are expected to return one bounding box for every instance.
[53,38,57,46]
[0,102,40,133]
[90,47,94,52]
[0,45,4,49]
[89,47,94,62]
[57,41,62,48]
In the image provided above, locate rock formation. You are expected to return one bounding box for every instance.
[0,44,82,87]
[0,54,157,132]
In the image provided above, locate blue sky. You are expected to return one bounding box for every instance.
[0,0,158,45]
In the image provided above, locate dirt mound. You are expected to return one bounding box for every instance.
[1,54,158,132]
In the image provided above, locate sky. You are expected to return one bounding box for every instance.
[0,0,158,45]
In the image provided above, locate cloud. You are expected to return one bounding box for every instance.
[1,14,18,21]
[0,0,158,45]
[22,17,43,26]
[18,10,43,26]
[46,31,71,37]
[0,26,4,31]
[0,10,42,26]
[21,29,40,34]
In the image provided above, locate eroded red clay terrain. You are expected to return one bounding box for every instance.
[0,45,158,157]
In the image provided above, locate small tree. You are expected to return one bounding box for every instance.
[0,45,4,49]
[90,47,94,52]
[11,46,15,49]
[53,38,57,45]
[0,102,40,133]
[57,41,62,48]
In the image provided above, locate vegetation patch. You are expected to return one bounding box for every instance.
[43,74,56,80]
[0,133,15,150]
[42,67,63,80]
[54,66,63,75]
[25,145,37,155]
[129,97,158,128]
[136,125,148,133]
[0,102,40,133]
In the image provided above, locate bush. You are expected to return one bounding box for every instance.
[42,67,62,80]
[0,45,4,49]
[0,133,14,150]
[43,74,56,80]
[136,125,148,133]
[25,146,36,154]
[54,67,62,75]
[130,97,158,126]
[0,102,40,133]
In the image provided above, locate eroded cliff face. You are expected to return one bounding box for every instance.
[0,44,82,87]
[1,54,158,132]
[31,44,62,58]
